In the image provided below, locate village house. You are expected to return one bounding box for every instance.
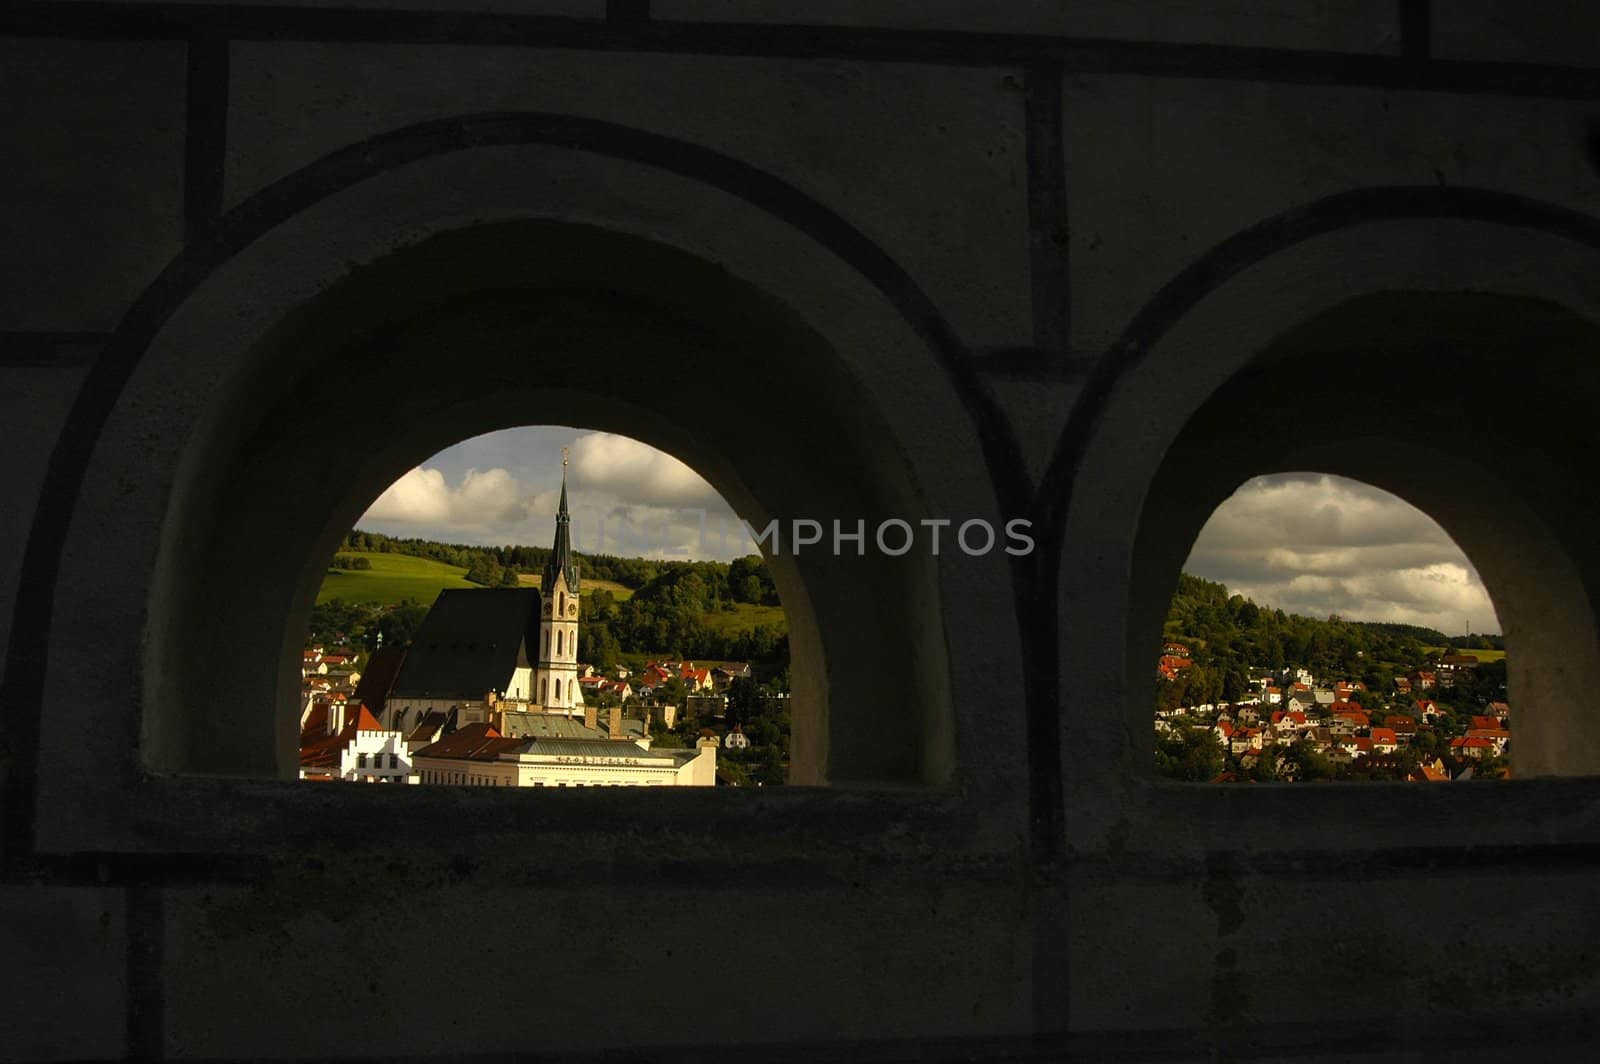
[1451,736,1496,760]
[299,704,414,783]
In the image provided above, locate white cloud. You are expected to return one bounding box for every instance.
[1184,474,1501,634]
[355,430,757,561]
[569,432,724,510]
[363,466,533,536]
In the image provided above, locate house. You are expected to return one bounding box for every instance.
[1412,671,1437,690]
[1385,714,1419,738]
[299,704,414,783]
[1303,726,1333,751]
[723,724,750,750]
[714,663,753,688]
[677,663,717,693]
[1331,708,1370,730]
[1163,642,1191,658]
[1313,689,1337,706]
[1415,699,1442,722]
[1450,736,1496,759]
[1264,686,1282,705]
[404,710,452,753]
[1465,721,1512,754]
[1286,692,1319,715]
[1394,676,1412,694]
[1410,758,1451,782]
[1369,727,1399,753]
[1488,701,1511,721]
[1451,736,1496,759]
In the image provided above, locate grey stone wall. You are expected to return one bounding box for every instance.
[5,1,1600,1059]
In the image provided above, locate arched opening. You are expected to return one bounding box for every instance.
[1153,473,1509,782]
[1128,292,1600,781]
[144,220,954,790]
[303,426,798,789]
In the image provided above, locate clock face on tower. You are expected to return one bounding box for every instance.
[568,603,578,617]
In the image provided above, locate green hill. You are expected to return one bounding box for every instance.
[315,552,476,607]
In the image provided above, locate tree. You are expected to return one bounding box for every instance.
[1155,726,1225,782]
[464,556,503,586]
[726,675,762,728]
[497,565,520,587]
[377,600,431,648]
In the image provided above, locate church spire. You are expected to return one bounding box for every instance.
[543,449,579,594]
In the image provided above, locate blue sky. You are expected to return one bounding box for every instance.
[357,431,1499,634]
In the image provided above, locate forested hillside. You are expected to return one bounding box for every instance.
[1158,572,1503,712]
[308,531,789,679]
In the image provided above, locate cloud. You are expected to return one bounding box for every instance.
[568,432,725,510]
[364,466,531,530]
[355,430,758,561]
[1183,474,1501,634]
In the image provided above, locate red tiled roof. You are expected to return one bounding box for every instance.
[1369,727,1398,743]
[412,722,520,761]
[1469,715,1502,732]
[1452,736,1495,749]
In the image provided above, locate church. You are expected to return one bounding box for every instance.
[380,455,586,736]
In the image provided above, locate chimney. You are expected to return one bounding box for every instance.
[608,706,623,741]
[584,703,598,733]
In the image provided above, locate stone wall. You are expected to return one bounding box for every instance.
[4,1,1600,1058]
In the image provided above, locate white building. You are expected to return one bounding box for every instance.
[413,722,718,788]
[299,704,416,783]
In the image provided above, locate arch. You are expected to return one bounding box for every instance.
[1042,187,1600,540]
[7,116,1029,832]
[1053,205,1600,814]
[137,217,965,790]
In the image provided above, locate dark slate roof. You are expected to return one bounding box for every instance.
[353,645,406,713]
[499,712,648,741]
[389,589,540,700]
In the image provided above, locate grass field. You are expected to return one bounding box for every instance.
[516,572,635,600]
[1424,646,1507,663]
[316,552,476,607]
[702,602,787,634]
[316,552,644,608]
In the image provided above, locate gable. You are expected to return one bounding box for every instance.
[390,588,543,700]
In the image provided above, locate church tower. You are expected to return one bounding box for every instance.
[535,450,581,713]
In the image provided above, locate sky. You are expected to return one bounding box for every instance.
[358,431,1501,634]
[1183,473,1500,636]
[357,426,758,562]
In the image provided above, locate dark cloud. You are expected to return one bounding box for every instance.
[1183,474,1500,634]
